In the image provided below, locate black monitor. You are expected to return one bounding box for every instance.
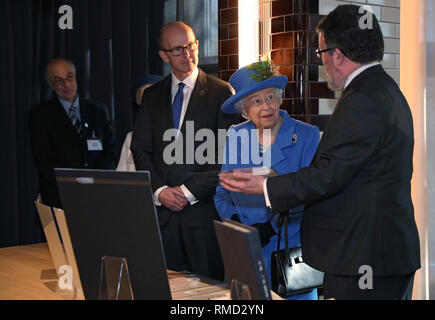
[214,219,272,300]
[55,169,171,300]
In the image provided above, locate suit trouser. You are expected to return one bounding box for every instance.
[323,272,415,300]
[160,212,225,281]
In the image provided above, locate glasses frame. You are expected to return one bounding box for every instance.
[315,48,334,59]
[246,92,278,108]
[161,40,198,57]
[50,72,76,87]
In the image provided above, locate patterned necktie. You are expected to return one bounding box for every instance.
[68,104,82,136]
[172,82,185,129]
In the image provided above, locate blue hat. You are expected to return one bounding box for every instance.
[134,74,163,91]
[221,61,288,114]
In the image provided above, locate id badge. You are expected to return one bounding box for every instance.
[87,139,103,151]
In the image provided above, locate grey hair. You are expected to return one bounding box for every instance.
[235,87,284,119]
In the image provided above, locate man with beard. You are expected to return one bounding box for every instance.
[219,5,420,299]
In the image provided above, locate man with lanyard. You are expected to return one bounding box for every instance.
[29,58,118,208]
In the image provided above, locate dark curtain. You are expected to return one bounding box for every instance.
[0,0,165,247]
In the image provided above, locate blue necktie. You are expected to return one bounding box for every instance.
[172,82,185,129]
[68,104,82,136]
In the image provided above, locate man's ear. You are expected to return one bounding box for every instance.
[47,79,54,91]
[333,48,346,66]
[158,50,170,64]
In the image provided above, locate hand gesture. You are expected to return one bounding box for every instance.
[219,170,265,194]
[159,186,188,212]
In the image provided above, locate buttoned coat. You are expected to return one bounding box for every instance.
[214,110,320,296]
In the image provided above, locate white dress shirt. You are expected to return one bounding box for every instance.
[263,61,381,208]
[154,67,200,207]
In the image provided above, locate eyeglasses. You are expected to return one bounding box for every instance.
[316,47,348,59]
[50,72,76,87]
[315,48,334,59]
[162,40,198,56]
[247,93,277,107]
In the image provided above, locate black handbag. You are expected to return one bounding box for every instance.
[270,212,324,296]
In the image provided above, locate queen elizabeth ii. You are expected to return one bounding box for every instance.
[214,60,320,300]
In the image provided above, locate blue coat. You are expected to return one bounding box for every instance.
[214,110,320,300]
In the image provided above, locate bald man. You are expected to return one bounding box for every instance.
[29,58,118,208]
[131,22,239,280]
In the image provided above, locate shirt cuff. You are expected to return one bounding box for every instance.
[154,186,169,206]
[180,184,198,205]
[263,178,271,208]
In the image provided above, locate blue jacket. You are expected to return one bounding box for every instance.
[214,110,320,299]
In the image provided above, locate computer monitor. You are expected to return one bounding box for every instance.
[214,219,271,300]
[55,169,171,300]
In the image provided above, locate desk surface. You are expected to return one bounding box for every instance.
[0,243,230,300]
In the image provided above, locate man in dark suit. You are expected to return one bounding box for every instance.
[131,21,238,281]
[29,58,118,208]
[219,5,420,299]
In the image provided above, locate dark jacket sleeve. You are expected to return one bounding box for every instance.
[130,96,166,191]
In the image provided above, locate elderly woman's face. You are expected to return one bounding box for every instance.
[244,87,281,130]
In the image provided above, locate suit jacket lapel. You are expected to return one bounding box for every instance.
[79,99,88,130]
[249,111,296,169]
[270,112,296,168]
[160,76,174,130]
[181,68,208,128]
[51,98,80,140]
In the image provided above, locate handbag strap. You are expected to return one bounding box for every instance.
[276,211,290,260]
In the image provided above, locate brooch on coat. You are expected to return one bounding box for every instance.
[292,134,298,144]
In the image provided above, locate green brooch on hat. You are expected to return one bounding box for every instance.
[221,56,288,114]
[246,56,281,84]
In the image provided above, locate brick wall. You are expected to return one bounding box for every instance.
[218,0,400,131]
[261,0,327,127]
[218,0,239,82]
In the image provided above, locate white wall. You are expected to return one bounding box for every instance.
[426,0,435,300]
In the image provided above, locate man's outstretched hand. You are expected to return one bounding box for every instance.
[219,170,265,195]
